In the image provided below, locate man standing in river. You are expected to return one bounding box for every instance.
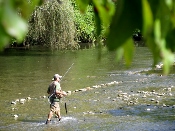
[46,74,67,124]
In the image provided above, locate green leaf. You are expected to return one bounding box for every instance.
[146,37,160,66]
[165,0,173,10]
[154,19,174,74]
[166,28,175,52]
[161,39,174,75]
[114,38,134,66]
[142,1,160,66]
[76,0,90,13]
[123,38,134,66]
[1,1,28,42]
[158,0,171,38]
[147,0,160,17]
[0,26,10,51]
[94,12,102,36]
[154,19,161,42]
[115,47,124,62]
[142,0,153,37]
[92,0,115,28]
[107,0,142,51]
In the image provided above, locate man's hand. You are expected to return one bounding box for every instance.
[61,91,67,96]
[56,90,67,98]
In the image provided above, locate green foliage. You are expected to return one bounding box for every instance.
[107,0,143,67]
[92,0,115,36]
[1,0,175,74]
[77,0,175,74]
[144,0,175,74]
[26,0,78,50]
[74,0,115,43]
[0,0,41,50]
[71,0,95,43]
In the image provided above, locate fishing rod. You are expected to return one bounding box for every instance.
[48,63,74,104]
[58,63,74,114]
[61,63,74,81]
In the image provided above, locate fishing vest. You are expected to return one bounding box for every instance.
[48,81,61,102]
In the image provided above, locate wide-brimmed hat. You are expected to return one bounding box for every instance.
[52,74,62,81]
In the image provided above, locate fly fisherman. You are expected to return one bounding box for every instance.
[46,74,67,124]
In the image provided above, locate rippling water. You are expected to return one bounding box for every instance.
[0,47,175,131]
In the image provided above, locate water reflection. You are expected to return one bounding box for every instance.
[0,47,175,130]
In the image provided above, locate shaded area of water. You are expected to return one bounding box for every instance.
[0,47,175,131]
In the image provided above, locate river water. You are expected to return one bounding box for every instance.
[0,47,175,131]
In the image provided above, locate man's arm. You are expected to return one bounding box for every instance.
[55,90,67,97]
[55,83,67,97]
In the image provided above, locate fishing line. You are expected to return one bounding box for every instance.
[61,63,74,79]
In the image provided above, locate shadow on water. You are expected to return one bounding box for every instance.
[109,105,175,121]
[108,105,175,131]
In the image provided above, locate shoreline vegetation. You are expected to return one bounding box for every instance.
[8,0,144,50]
[1,0,175,74]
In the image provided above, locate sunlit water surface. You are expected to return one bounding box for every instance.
[0,47,175,131]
